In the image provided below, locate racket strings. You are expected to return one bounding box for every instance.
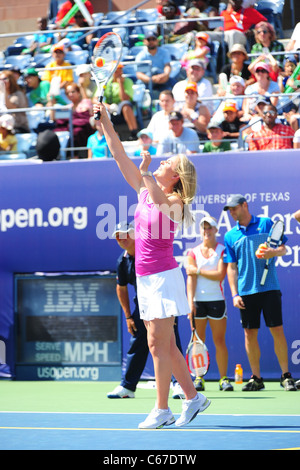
[188,342,209,377]
[92,36,122,82]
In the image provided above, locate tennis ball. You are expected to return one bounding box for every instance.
[95,57,105,67]
[255,243,267,259]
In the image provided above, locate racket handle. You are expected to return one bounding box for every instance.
[94,95,103,121]
[260,268,268,286]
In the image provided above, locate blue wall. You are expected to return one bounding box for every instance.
[0,150,299,380]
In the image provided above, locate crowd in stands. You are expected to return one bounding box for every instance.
[0,0,300,160]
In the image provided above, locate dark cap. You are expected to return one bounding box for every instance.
[223,194,246,211]
[36,130,60,161]
[169,111,183,121]
[207,121,222,130]
[112,221,134,238]
[23,67,39,78]
[145,30,158,39]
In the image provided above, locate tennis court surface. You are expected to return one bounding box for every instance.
[1,381,299,451]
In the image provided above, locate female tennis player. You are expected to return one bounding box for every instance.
[186,216,233,392]
[95,101,210,429]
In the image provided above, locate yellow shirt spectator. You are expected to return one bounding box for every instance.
[41,44,74,88]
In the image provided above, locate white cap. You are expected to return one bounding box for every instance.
[200,216,218,228]
[0,114,15,131]
[112,221,134,238]
[76,64,91,75]
[229,75,245,87]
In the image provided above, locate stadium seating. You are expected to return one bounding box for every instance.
[4,54,32,70]
[256,0,285,39]
[16,133,37,158]
[0,152,27,160]
[161,43,188,61]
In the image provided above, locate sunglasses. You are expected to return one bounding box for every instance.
[256,68,268,73]
[257,29,269,34]
[146,37,157,41]
[263,110,276,116]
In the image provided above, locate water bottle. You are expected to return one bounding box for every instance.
[235,364,243,384]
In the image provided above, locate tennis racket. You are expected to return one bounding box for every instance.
[91,32,123,120]
[186,316,210,377]
[260,219,285,286]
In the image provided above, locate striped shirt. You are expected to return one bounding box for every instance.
[248,123,295,151]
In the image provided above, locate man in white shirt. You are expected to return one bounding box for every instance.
[286,22,300,52]
[156,111,200,155]
[172,59,213,114]
[146,90,175,143]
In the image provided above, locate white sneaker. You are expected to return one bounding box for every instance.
[107,385,135,398]
[175,393,211,427]
[138,407,175,429]
[172,382,185,399]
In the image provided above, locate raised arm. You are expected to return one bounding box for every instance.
[96,102,142,192]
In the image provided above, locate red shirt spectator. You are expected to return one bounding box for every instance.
[56,0,94,25]
[221,0,266,33]
[248,104,295,151]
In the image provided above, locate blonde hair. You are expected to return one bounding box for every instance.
[173,154,197,226]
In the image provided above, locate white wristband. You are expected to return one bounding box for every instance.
[140,171,152,177]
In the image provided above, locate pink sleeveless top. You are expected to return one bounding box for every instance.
[134,189,179,277]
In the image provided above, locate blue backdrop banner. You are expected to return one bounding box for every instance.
[0,150,299,381]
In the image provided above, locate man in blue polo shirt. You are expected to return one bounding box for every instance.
[223,194,297,391]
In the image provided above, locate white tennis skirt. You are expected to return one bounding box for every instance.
[136,267,190,321]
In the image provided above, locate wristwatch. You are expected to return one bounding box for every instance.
[140,171,152,177]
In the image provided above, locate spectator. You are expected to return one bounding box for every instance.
[147,89,176,143]
[157,0,183,44]
[285,22,300,53]
[55,0,93,27]
[0,70,29,133]
[76,64,97,100]
[223,194,297,392]
[134,129,157,156]
[156,0,181,16]
[87,118,110,159]
[172,59,213,114]
[242,97,271,138]
[217,44,252,96]
[184,0,213,16]
[35,129,61,161]
[22,17,54,55]
[202,122,231,152]
[247,103,295,151]
[41,43,74,91]
[293,128,300,149]
[214,75,246,123]
[104,63,139,141]
[58,10,94,48]
[220,101,244,141]
[251,22,285,72]
[53,81,94,158]
[0,114,18,153]
[219,0,267,51]
[248,53,280,83]
[243,62,280,120]
[282,103,299,132]
[135,31,174,99]
[156,110,200,154]
[24,67,66,107]
[278,57,297,93]
[175,81,210,139]
[181,32,211,69]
